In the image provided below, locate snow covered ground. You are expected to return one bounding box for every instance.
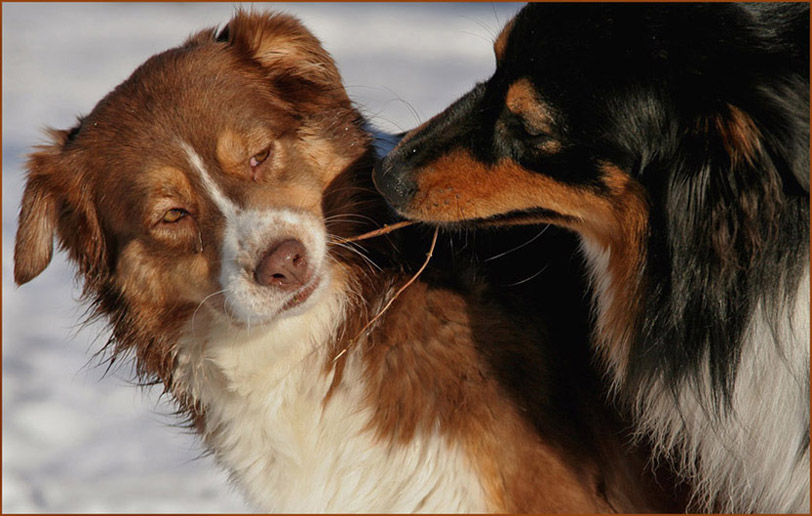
[2,2,522,512]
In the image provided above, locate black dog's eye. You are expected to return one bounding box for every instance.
[520,121,549,140]
[506,114,553,144]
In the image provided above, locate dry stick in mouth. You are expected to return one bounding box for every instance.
[332,226,439,363]
[334,220,416,243]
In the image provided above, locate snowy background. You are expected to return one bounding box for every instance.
[2,2,523,512]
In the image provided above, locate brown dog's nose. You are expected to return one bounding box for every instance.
[255,239,311,290]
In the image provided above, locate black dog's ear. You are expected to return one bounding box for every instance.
[668,104,786,278]
[15,128,107,286]
[642,101,808,402]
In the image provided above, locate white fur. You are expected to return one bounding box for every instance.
[174,275,489,512]
[578,237,625,381]
[581,231,810,513]
[219,207,329,325]
[183,142,238,219]
[174,142,490,512]
[183,142,329,326]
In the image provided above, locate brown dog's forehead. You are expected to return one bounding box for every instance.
[80,47,295,152]
[65,45,309,209]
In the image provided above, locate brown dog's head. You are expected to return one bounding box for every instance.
[15,11,372,383]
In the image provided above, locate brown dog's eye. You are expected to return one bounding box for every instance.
[162,208,188,223]
[249,148,271,168]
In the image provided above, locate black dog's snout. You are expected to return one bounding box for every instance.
[373,156,417,210]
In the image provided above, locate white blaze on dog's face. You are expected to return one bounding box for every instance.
[180,140,328,325]
[14,13,370,331]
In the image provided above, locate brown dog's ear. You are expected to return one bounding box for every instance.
[220,10,348,105]
[15,128,107,286]
[14,133,65,285]
[15,174,59,285]
[226,10,341,84]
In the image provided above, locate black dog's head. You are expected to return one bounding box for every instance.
[376,3,809,401]
[376,3,808,227]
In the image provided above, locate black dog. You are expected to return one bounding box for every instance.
[375,4,809,512]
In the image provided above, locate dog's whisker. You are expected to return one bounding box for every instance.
[374,89,423,127]
[192,289,230,337]
[500,264,550,287]
[333,227,438,363]
[457,29,495,46]
[324,212,381,224]
[359,110,409,133]
[483,225,550,262]
[491,3,502,28]
[459,14,499,40]
[329,240,382,272]
[322,185,380,197]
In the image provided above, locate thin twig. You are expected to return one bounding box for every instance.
[333,226,439,363]
[333,220,416,244]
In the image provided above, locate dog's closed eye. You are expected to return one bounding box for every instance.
[502,112,560,155]
[506,113,553,141]
[249,148,271,168]
[162,208,189,224]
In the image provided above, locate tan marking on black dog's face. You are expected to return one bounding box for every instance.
[402,148,647,247]
[506,80,550,129]
[504,79,562,154]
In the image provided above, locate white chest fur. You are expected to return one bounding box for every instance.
[173,281,488,512]
[581,230,810,512]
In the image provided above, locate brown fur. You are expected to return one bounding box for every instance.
[710,104,763,166]
[359,279,674,512]
[361,282,609,512]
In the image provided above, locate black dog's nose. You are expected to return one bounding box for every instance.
[373,156,417,210]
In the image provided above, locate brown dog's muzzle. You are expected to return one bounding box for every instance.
[255,239,312,291]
